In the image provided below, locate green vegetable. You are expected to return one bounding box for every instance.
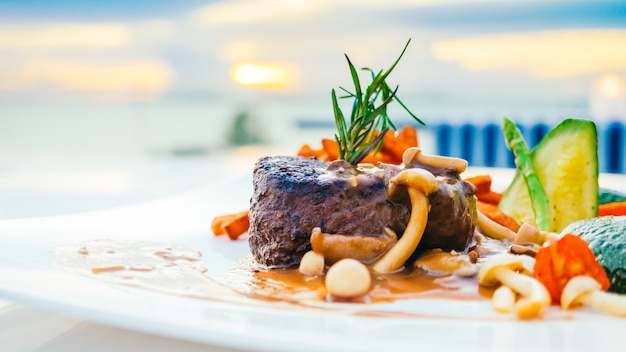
[501,117,550,231]
[599,188,626,205]
[562,216,626,294]
[498,118,599,232]
[333,38,424,165]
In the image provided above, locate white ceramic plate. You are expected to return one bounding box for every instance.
[1,168,626,352]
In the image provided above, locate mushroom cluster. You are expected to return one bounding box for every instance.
[298,148,469,299]
[295,147,626,319]
[478,254,551,319]
[561,276,626,316]
[476,228,626,319]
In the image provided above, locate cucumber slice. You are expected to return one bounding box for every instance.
[498,119,599,232]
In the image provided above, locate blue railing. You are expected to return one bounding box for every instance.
[433,122,625,173]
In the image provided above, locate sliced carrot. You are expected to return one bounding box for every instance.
[397,125,418,148]
[211,213,233,235]
[211,211,250,240]
[381,131,406,164]
[534,233,610,303]
[476,200,520,232]
[321,138,339,161]
[223,213,250,240]
[359,152,386,164]
[475,190,503,205]
[297,144,330,161]
[464,175,493,194]
[380,126,421,164]
[464,175,503,205]
[297,144,318,158]
[296,125,419,165]
[599,202,626,216]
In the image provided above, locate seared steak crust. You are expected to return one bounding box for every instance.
[248,156,410,267]
[423,176,476,250]
[248,156,476,268]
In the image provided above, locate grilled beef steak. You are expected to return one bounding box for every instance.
[248,156,477,268]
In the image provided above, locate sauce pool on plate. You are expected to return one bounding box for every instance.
[51,238,514,318]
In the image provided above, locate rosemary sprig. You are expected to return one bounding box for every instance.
[332,38,424,165]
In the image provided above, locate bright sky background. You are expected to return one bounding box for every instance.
[0,0,625,112]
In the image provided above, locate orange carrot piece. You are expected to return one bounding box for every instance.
[359,152,386,164]
[224,212,250,240]
[475,190,503,205]
[476,200,520,232]
[321,138,339,161]
[599,202,626,216]
[464,175,493,194]
[296,125,419,165]
[380,131,407,164]
[211,211,250,240]
[397,125,419,148]
[464,174,502,205]
[297,144,328,160]
[297,144,317,158]
[211,215,232,235]
[534,233,610,303]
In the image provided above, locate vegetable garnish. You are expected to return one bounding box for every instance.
[563,216,626,294]
[498,119,598,232]
[502,117,550,231]
[476,201,520,232]
[534,233,610,303]
[333,38,424,165]
[464,174,504,205]
[599,202,626,217]
[211,211,250,240]
[297,125,418,164]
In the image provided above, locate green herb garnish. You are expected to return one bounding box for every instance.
[332,38,424,165]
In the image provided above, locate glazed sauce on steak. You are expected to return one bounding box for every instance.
[220,237,510,304]
[240,263,492,303]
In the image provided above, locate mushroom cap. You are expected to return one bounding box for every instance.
[402,147,422,166]
[402,147,468,174]
[561,275,602,310]
[387,168,438,199]
[478,254,535,286]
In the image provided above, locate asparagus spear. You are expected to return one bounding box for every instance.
[502,117,550,231]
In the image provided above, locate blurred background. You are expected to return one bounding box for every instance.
[0,0,625,217]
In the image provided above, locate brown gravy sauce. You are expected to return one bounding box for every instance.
[218,248,498,305]
[256,263,492,302]
[53,237,577,320]
[52,239,227,299]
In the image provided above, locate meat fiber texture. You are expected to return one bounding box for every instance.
[248,156,476,268]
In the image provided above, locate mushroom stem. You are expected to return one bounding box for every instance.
[561,276,626,317]
[372,168,438,274]
[479,254,550,319]
[372,187,429,273]
[476,209,516,241]
[492,285,516,313]
[402,147,468,173]
[582,291,626,317]
[310,227,397,264]
[492,266,551,319]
